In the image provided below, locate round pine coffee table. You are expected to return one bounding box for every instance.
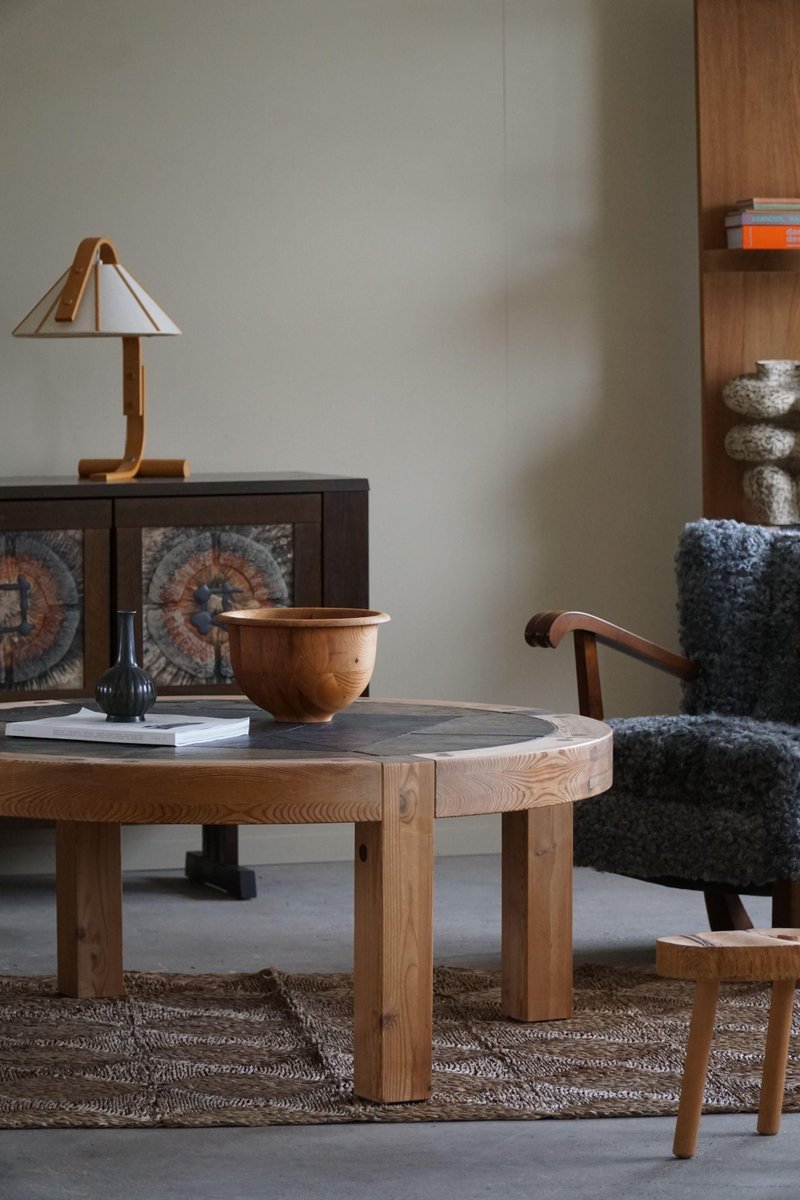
[0,697,611,1104]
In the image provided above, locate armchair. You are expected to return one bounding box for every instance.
[526,519,800,931]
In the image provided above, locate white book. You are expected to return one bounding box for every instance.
[4,707,250,747]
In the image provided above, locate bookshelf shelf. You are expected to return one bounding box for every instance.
[702,249,800,275]
[695,0,800,520]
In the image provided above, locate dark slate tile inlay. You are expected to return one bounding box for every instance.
[259,713,455,752]
[0,701,557,759]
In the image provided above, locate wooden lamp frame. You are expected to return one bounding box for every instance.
[55,237,189,484]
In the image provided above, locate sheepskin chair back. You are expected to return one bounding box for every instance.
[678,519,800,722]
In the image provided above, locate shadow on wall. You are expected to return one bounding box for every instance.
[507,0,701,717]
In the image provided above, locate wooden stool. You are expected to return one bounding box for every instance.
[656,929,800,1159]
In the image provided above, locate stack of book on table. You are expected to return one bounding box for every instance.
[726,198,800,249]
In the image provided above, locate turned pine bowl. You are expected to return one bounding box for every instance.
[215,607,390,723]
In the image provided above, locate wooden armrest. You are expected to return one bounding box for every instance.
[525,610,697,682]
[525,610,697,721]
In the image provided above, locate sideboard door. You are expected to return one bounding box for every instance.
[114,493,322,693]
[0,499,111,703]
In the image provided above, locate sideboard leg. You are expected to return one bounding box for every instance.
[501,803,573,1021]
[185,825,257,899]
[353,760,434,1102]
[56,820,124,998]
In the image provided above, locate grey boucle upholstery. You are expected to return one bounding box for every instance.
[573,520,800,889]
[678,520,800,722]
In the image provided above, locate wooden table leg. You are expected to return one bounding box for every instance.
[56,820,124,998]
[353,760,434,1102]
[501,803,573,1021]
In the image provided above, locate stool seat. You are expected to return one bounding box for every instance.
[656,928,800,1159]
[657,928,800,981]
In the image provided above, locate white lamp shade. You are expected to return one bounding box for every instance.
[13,262,180,337]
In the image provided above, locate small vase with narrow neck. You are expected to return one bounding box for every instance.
[95,610,157,722]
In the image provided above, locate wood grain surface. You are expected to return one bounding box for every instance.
[217,608,388,723]
[501,804,574,1021]
[695,0,800,519]
[0,698,612,826]
[56,821,123,999]
[657,928,800,982]
[353,760,434,1102]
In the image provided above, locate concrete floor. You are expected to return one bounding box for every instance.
[0,856,796,1200]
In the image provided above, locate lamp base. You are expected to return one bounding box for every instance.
[78,457,191,482]
[76,339,190,482]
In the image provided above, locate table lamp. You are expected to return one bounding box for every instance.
[13,236,189,482]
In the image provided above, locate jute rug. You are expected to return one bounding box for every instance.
[2,964,800,1129]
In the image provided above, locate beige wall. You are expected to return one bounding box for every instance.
[0,0,701,872]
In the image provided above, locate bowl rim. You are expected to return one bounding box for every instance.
[216,607,390,628]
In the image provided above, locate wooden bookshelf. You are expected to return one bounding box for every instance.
[695,0,800,519]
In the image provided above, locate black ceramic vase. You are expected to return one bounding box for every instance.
[95,610,157,722]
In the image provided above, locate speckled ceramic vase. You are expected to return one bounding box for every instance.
[722,360,800,419]
[722,361,800,524]
[95,610,157,722]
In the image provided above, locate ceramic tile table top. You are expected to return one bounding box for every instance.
[0,697,612,1104]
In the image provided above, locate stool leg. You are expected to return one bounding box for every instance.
[673,979,720,1159]
[757,979,796,1136]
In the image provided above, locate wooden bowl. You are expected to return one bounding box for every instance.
[215,607,390,723]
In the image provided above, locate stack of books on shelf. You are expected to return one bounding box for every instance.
[726,198,800,249]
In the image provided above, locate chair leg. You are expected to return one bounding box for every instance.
[673,979,720,1159]
[771,880,800,928]
[757,979,796,1136]
[704,890,752,932]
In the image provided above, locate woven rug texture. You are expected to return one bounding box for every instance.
[2,963,799,1128]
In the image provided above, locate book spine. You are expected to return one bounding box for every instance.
[735,198,800,209]
[726,211,800,226]
[5,725,172,744]
[727,225,800,249]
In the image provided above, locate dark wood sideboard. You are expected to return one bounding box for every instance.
[0,472,369,897]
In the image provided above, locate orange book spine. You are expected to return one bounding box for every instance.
[730,225,800,249]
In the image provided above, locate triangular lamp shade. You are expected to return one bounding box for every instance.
[13,262,181,338]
